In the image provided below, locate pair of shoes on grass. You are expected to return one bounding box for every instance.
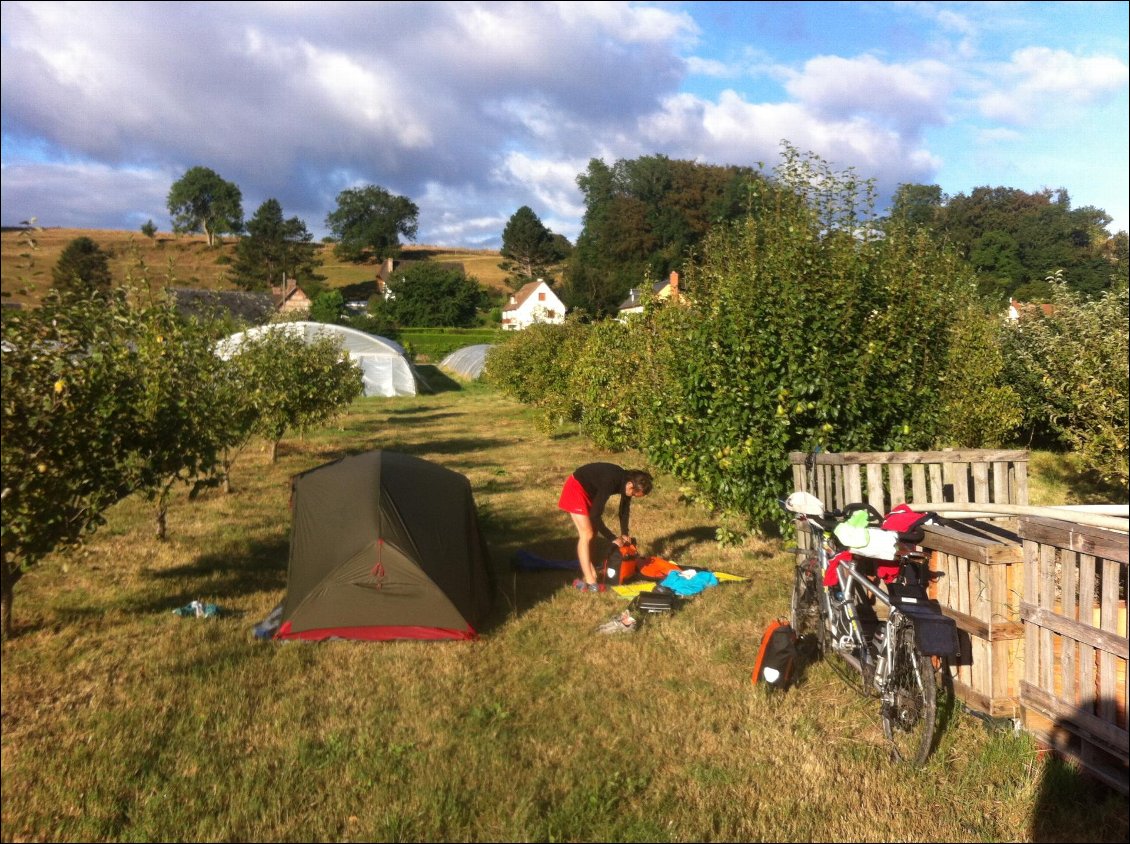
[595,610,638,635]
[572,578,606,593]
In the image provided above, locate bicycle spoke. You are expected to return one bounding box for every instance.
[789,560,825,655]
[881,624,937,766]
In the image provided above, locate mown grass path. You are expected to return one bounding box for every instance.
[2,385,1125,842]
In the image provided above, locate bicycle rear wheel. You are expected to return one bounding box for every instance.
[789,557,826,655]
[882,623,937,766]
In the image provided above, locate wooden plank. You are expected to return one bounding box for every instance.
[835,449,1029,464]
[1014,461,1029,506]
[974,558,992,624]
[972,462,990,505]
[866,463,885,513]
[1100,558,1121,723]
[792,462,805,494]
[929,463,944,502]
[992,461,1010,505]
[1040,544,1057,691]
[951,675,996,716]
[973,630,990,704]
[953,461,970,504]
[889,463,905,507]
[1024,540,1039,689]
[1019,603,1130,659]
[920,524,1021,565]
[845,466,862,506]
[1018,518,1130,564]
[1062,550,1079,704]
[911,464,927,504]
[942,604,1023,641]
[1021,680,1130,763]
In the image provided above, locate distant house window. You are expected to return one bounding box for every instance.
[538,292,546,301]
[546,310,556,318]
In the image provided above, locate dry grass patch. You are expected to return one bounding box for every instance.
[1,228,508,307]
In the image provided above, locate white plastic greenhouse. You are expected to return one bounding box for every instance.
[216,322,429,397]
[439,344,494,380]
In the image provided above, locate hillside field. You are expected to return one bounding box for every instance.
[0,226,511,308]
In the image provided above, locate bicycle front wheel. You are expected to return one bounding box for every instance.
[789,557,826,655]
[882,624,937,766]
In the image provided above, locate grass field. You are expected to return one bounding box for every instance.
[0,227,511,308]
[1,379,1125,842]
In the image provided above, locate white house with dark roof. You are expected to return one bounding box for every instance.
[618,271,682,318]
[501,279,566,330]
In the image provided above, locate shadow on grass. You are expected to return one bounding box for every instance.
[478,508,581,633]
[138,537,289,614]
[413,364,463,394]
[1037,457,1127,505]
[391,437,513,459]
[384,412,465,425]
[649,525,720,560]
[1028,700,1129,843]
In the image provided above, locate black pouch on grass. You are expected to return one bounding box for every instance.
[752,618,797,690]
[632,591,679,614]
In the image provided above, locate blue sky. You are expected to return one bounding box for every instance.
[2,1,1127,248]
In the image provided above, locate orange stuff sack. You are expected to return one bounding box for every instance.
[638,557,681,581]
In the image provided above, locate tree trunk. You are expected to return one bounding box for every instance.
[270,439,280,463]
[1,562,20,642]
[156,504,168,541]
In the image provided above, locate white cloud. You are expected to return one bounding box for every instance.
[1,1,1126,246]
[493,152,587,225]
[978,48,1129,125]
[784,54,954,136]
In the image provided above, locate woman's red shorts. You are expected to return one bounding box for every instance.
[557,474,592,515]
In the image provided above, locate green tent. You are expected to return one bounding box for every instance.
[275,451,494,641]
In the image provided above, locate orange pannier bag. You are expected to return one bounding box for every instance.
[602,542,639,585]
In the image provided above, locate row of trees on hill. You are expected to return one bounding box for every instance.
[0,281,366,638]
[163,167,420,289]
[886,184,1127,302]
[485,147,1129,532]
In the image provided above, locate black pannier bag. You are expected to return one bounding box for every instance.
[897,604,960,658]
[751,618,798,690]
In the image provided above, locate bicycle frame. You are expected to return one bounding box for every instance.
[788,498,940,765]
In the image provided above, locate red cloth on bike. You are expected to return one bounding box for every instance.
[875,562,901,583]
[824,550,854,587]
[882,503,929,533]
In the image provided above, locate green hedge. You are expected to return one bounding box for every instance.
[394,328,504,362]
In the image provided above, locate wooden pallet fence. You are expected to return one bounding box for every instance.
[789,449,1029,515]
[1018,516,1128,795]
[921,520,1025,718]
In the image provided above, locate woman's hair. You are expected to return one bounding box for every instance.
[626,471,653,495]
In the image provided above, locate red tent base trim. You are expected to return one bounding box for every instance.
[275,621,477,642]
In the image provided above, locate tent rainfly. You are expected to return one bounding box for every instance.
[273,450,495,641]
[216,321,428,397]
[439,344,494,380]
